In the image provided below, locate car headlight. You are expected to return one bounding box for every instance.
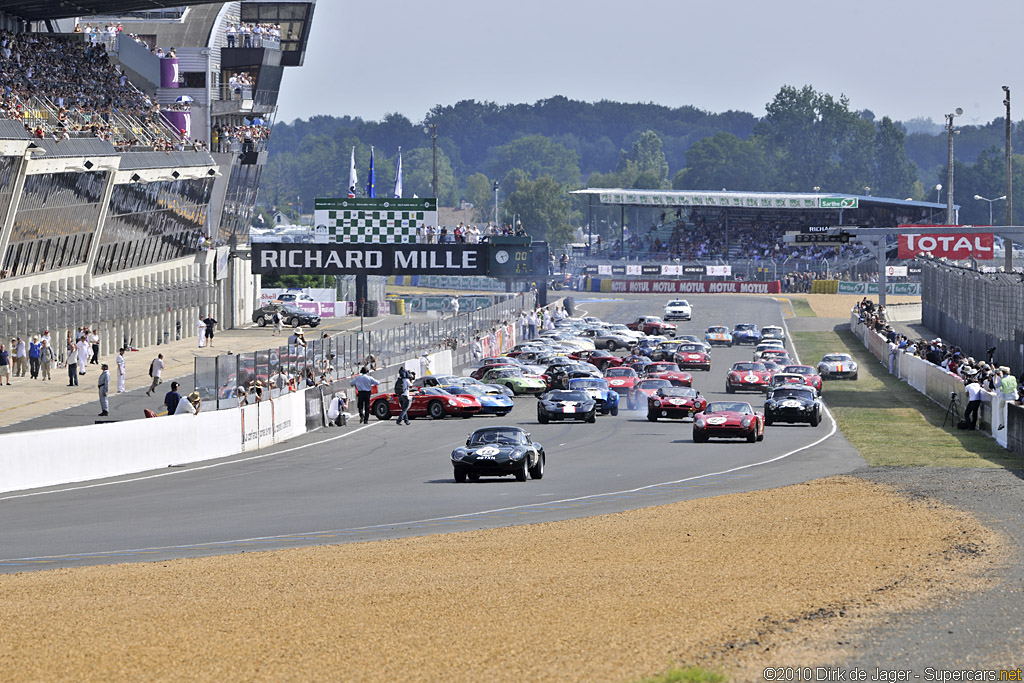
[766,400,776,407]
[447,399,457,406]
[452,450,466,461]
[510,449,525,460]
[694,417,705,427]
[653,399,661,407]
[741,417,752,427]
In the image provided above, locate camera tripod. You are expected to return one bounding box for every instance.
[942,392,962,429]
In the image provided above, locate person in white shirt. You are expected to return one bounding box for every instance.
[146,353,164,396]
[963,374,983,430]
[116,347,126,392]
[197,316,207,348]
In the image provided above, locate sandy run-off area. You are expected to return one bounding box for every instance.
[0,476,999,682]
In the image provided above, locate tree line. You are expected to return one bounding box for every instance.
[262,86,1024,246]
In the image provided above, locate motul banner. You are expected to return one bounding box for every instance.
[608,280,781,294]
[896,230,994,260]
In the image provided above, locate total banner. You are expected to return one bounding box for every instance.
[837,281,922,295]
[252,242,490,276]
[606,280,781,294]
[896,229,994,260]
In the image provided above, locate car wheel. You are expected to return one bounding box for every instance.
[756,428,764,442]
[693,430,708,443]
[810,412,820,427]
[747,429,757,443]
[514,457,528,482]
[726,384,735,394]
[257,317,267,327]
[373,400,391,420]
[647,412,657,422]
[586,411,596,424]
[454,468,467,483]
[528,452,545,480]
[291,318,301,328]
[538,411,549,424]
[610,405,618,416]
[468,473,480,481]
[765,416,773,426]
[851,372,858,381]
[606,340,617,351]
[428,401,446,419]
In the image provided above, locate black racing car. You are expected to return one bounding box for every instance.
[764,385,821,426]
[450,426,545,482]
[252,304,321,328]
[537,389,597,423]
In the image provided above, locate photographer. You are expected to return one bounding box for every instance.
[963,373,983,430]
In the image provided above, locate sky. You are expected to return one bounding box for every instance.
[276,0,1024,128]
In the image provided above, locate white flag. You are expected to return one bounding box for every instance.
[348,146,357,198]
[393,147,403,199]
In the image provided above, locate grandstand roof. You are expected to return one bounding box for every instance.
[3,1,219,22]
[571,188,954,211]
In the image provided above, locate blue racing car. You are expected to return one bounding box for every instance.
[732,323,761,345]
[445,384,514,416]
[566,377,620,415]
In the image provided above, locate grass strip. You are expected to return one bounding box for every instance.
[790,329,1019,468]
[635,666,729,683]
[786,297,817,317]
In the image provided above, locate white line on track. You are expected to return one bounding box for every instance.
[0,298,838,564]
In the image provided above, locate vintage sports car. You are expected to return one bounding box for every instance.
[751,341,784,359]
[663,299,692,321]
[567,348,624,370]
[579,327,636,351]
[732,323,761,345]
[372,386,481,421]
[252,303,321,328]
[769,372,813,391]
[818,353,859,380]
[566,377,620,415]
[631,338,662,358]
[626,315,677,337]
[628,378,672,410]
[757,348,792,366]
[451,426,545,482]
[782,365,823,392]
[673,343,711,371]
[644,362,693,387]
[480,367,548,395]
[726,362,772,393]
[760,325,786,343]
[705,325,734,347]
[444,384,514,416]
[649,340,686,362]
[692,401,765,443]
[537,389,597,423]
[465,359,516,380]
[647,386,706,422]
[677,334,713,353]
[764,385,821,426]
[603,366,639,396]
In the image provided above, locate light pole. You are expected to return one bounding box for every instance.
[423,123,438,198]
[863,186,871,196]
[493,181,499,226]
[946,108,963,224]
[1003,86,1013,271]
[974,194,1006,225]
[935,183,943,204]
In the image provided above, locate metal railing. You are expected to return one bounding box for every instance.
[194,292,535,410]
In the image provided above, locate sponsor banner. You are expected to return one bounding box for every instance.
[706,265,732,277]
[597,265,612,275]
[252,242,489,276]
[641,265,661,275]
[896,229,994,260]
[625,264,642,276]
[593,190,828,210]
[836,282,922,295]
[214,245,230,281]
[885,265,908,277]
[584,265,598,275]
[610,265,626,275]
[606,280,781,294]
[660,265,706,276]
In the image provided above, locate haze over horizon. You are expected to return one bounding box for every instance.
[276,0,1024,128]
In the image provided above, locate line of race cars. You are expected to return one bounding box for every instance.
[429,312,858,482]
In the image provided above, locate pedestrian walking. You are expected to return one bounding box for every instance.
[13,336,26,377]
[163,381,182,415]
[76,335,89,375]
[39,340,54,380]
[197,315,207,348]
[203,314,217,347]
[97,364,110,416]
[349,366,379,424]
[66,335,78,386]
[395,368,412,425]
[88,328,100,364]
[0,342,10,385]
[273,307,283,335]
[116,348,126,392]
[146,353,164,396]
[28,335,41,379]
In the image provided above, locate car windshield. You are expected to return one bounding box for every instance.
[679,336,701,343]
[605,367,637,378]
[707,326,728,334]
[568,379,607,390]
[421,387,446,396]
[734,324,755,331]
[469,429,526,446]
[679,345,703,353]
[784,366,813,375]
[822,354,852,363]
[763,327,782,334]
[771,388,814,400]
[280,305,304,315]
[648,363,677,372]
[667,300,688,306]
[637,379,671,390]
[658,387,697,398]
[732,363,766,371]
[547,390,589,402]
[705,402,752,414]
[657,342,680,349]
[489,368,522,378]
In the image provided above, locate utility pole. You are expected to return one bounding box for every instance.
[1004,86,1013,271]
[423,123,438,198]
[946,108,963,225]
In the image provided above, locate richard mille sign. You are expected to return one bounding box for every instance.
[252,242,489,276]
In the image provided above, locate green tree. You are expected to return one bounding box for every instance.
[400,146,458,205]
[487,135,581,187]
[872,117,917,199]
[625,130,670,188]
[501,175,579,248]
[463,172,494,222]
[673,132,771,190]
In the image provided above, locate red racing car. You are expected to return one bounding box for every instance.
[692,401,765,443]
[644,362,693,387]
[371,386,481,421]
[568,348,624,370]
[627,378,672,410]
[725,362,772,394]
[647,386,706,422]
[782,365,823,392]
[604,366,639,396]
[673,343,712,372]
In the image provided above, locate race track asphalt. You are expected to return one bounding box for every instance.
[0,293,866,572]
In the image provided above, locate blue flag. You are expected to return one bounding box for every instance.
[393,147,403,199]
[366,146,376,198]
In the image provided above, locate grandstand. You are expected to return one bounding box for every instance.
[0,1,316,358]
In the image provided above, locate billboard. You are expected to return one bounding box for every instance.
[607,280,781,294]
[252,242,489,276]
[896,229,994,260]
[313,197,438,244]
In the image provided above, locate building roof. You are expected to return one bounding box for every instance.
[2,1,221,22]
[570,188,954,211]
